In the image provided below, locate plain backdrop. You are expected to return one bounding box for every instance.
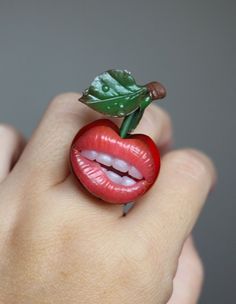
[0,0,235,302]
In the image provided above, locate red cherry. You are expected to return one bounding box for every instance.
[70,119,160,204]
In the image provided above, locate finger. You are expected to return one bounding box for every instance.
[0,124,25,183]
[134,105,173,153]
[127,149,216,254]
[14,93,172,189]
[13,93,101,188]
[167,237,204,304]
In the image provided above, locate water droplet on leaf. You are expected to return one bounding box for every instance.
[102,85,109,92]
[118,111,125,116]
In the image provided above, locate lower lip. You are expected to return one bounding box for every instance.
[70,120,160,204]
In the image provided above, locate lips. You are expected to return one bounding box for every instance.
[70,119,160,204]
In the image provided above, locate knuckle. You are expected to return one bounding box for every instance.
[165,148,216,185]
[49,92,81,112]
[146,105,171,128]
[126,241,155,266]
[140,106,172,143]
[144,105,159,121]
[121,236,174,302]
[122,232,161,277]
[156,106,172,126]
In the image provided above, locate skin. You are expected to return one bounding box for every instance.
[0,93,216,304]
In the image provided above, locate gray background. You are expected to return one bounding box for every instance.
[0,0,235,302]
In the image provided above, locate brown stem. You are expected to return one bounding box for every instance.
[145,81,167,101]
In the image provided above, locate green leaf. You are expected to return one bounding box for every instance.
[79,69,148,117]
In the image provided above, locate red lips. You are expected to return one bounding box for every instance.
[70,119,160,204]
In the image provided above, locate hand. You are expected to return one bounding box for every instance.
[0,93,216,304]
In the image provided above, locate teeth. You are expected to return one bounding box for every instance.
[112,158,130,173]
[105,171,136,186]
[96,153,113,167]
[106,171,122,184]
[80,149,143,185]
[121,176,136,186]
[80,150,98,160]
[129,166,143,180]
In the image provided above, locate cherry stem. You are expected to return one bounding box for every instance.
[119,109,142,138]
[119,81,166,138]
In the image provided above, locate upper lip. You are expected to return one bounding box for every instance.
[72,127,156,183]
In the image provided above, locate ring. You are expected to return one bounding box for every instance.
[70,69,166,204]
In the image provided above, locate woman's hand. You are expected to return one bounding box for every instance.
[0,93,216,304]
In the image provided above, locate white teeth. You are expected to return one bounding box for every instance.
[112,158,130,173]
[80,150,98,160]
[121,176,136,186]
[129,166,143,180]
[96,153,113,167]
[106,171,123,184]
[80,149,143,186]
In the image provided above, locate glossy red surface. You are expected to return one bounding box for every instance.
[70,119,160,204]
